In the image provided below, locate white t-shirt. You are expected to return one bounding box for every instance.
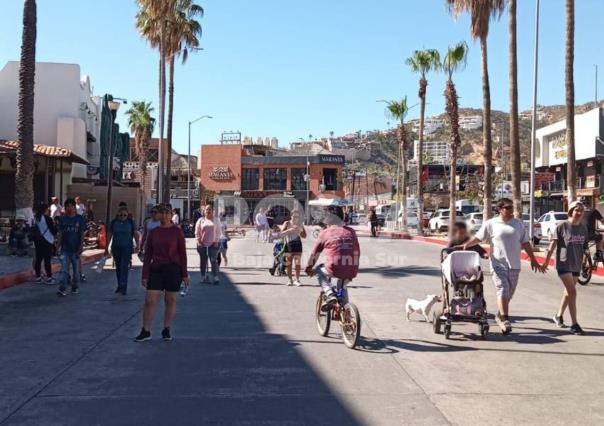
[172,214,180,224]
[50,204,62,218]
[255,213,268,226]
[76,203,86,216]
[475,216,529,270]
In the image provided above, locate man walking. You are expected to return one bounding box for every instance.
[56,198,87,296]
[255,208,269,242]
[50,197,62,219]
[463,198,544,334]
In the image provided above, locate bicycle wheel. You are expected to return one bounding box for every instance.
[341,303,361,349]
[315,294,331,336]
[578,255,592,285]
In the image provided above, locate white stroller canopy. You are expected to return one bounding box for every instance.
[442,251,482,284]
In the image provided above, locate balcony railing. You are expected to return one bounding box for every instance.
[540,176,600,192]
[151,188,200,199]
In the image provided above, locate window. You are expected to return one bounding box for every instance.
[291,168,306,191]
[242,168,259,190]
[263,168,287,191]
[322,168,338,191]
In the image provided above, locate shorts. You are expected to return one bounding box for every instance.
[285,239,303,253]
[491,264,520,300]
[557,269,580,277]
[147,263,182,292]
[589,233,602,243]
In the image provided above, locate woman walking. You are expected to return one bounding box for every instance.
[543,201,588,335]
[217,212,229,268]
[106,206,139,295]
[281,210,306,286]
[32,203,58,283]
[136,204,188,342]
[369,208,378,237]
[195,205,222,285]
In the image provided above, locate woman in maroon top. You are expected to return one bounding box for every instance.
[135,204,189,342]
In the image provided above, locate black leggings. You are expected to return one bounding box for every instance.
[34,239,53,277]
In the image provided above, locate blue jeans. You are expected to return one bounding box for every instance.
[59,251,80,291]
[112,245,132,289]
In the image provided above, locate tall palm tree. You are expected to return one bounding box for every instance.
[565,0,576,202]
[447,0,504,220]
[136,0,175,203]
[386,98,410,234]
[15,0,37,222]
[406,49,441,235]
[508,0,521,218]
[126,101,156,195]
[443,42,469,234]
[163,0,203,203]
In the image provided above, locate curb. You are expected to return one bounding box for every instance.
[0,252,105,291]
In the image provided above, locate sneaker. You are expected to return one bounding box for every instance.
[495,313,512,333]
[213,277,220,285]
[321,294,337,312]
[80,274,86,282]
[120,289,127,296]
[34,276,43,283]
[57,288,67,297]
[161,328,172,341]
[570,324,585,335]
[286,279,294,286]
[552,314,565,328]
[294,279,302,287]
[135,328,151,342]
[200,275,209,284]
[115,287,122,294]
[71,287,79,295]
[45,277,56,285]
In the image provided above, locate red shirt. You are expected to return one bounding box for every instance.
[310,225,360,279]
[142,225,188,280]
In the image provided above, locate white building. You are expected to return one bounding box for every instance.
[459,115,483,131]
[412,140,450,165]
[412,117,444,136]
[0,61,102,184]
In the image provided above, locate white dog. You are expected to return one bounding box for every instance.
[405,294,441,322]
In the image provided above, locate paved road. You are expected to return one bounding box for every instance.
[1,233,604,425]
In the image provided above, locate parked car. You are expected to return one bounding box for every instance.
[351,213,366,225]
[537,211,568,240]
[428,209,466,233]
[397,210,419,228]
[465,212,483,233]
[376,213,386,227]
[522,214,542,245]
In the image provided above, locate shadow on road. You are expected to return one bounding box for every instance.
[0,264,363,425]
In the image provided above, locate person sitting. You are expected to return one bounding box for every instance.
[305,206,361,309]
[9,217,30,257]
[446,222,488,258]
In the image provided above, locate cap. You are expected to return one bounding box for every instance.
[568,200,584,216]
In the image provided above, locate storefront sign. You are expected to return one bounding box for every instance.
[549,131,567,161]
[209,166,233,180]
[318,154,345,164]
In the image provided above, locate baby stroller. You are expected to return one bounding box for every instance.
[269,238,287,277]
[433,250,489,339]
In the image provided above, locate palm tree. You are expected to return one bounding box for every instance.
[386,98,411,234]
[508,0,521,218]
[163,0,203,203]
[442,42,469,234]
[447,0,505,220]
[406,49,441,235]
[565,0,576,202]
[136,0,171,203]
[126,101,156,196]
[15,0,37,222]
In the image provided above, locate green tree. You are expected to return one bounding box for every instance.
[443,42,469,234]
[406,49,441,235]
[447,0,505,219]
[126,101,156,195]
[14,0,37,222]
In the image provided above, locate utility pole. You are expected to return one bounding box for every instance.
[529,0,540,242]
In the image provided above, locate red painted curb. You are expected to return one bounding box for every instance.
[0,252,105,291]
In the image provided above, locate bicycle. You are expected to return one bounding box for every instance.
[314,276,361,349]
[578,240,604,285]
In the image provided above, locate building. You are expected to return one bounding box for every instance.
[534,106,604,211]
[458,115,483,131]
[412,117,444,136]
[412,140,451,165]
[199,143,346,224]
[0,62,130,218]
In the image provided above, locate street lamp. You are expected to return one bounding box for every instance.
[188,115,212,220]
[299,137,311,224]
[104,96,127,227]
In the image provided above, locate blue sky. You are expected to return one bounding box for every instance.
[1,0,603,154]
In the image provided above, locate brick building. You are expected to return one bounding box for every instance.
[199,144,345,224]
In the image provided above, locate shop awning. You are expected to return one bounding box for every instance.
[0,140,89,165]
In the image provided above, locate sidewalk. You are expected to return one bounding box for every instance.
[0,249,105,290]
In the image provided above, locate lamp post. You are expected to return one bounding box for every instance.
[104,96,127,227]
[299,138,311,224]
[529,0,540,242]
[188,115,212,220]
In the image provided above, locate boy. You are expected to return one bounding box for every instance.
[56,198,87,296]
[447,222,488,258]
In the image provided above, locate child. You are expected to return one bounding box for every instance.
[446,222,488,258]
[268,224,281,243]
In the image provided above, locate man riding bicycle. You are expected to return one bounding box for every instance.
[583,201,604,261]
[305,206,360,309]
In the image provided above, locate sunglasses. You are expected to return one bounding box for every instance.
[501,205,513,211]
